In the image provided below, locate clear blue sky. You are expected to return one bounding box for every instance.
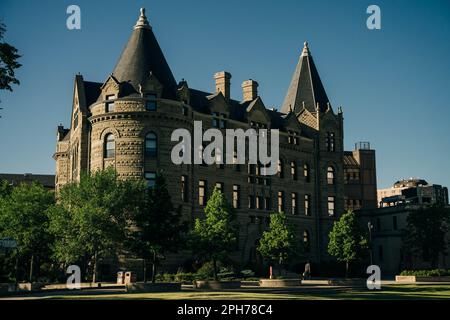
[0,0,449,189]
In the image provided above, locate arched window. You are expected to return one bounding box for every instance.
[303,230,310,252]
[327,166,335,185]
[145,132,157,157]
[303,163,310,182]
[104,134,115,158]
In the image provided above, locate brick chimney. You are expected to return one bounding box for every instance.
[241,79,258,102]
[214,71,231,100]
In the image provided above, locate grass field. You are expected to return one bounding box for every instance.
[37,284,450,300]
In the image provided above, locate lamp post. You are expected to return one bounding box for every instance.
[368,222,373,265]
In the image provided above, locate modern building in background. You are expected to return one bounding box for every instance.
[53,9,377,273]
[378,178,449,207]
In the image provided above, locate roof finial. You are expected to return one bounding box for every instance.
[302,41,310,57]
[134,7,151,30]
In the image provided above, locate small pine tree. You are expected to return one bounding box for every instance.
[327,211,368,277]
[189,187,239,281]
[258,212,300,277]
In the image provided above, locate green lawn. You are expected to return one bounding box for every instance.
[44,285,450,300]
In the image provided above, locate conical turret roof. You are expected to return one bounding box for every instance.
[111,8,177,98]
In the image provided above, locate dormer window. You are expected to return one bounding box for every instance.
[212,112,227,128]
[105,94,115,112]
[145,93,157,111]
[288,130,300,145]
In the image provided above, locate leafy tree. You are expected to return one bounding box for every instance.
[0,182,54,282]
[128,173,187,283]
[0,179,12,198]
[189,187,239,281]
[327,211,368,277]
[48,168,146,282]
[0,22,22,115]
[403,205,450,268]
[258,212,300,277]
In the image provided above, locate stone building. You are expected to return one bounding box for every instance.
[54,9,376,271]
[343,142,377,212]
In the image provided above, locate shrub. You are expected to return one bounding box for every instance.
[400,269,450,277]
[240,269,255,278]
[155,273,175,282]
[196,261,215,280]
[174,272,196,283]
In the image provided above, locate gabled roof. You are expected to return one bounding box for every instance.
[281,42,330,114]
[111,8,177,98]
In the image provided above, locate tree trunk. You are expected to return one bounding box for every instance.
[14,252,19,284]
[278,257,283,278]
[92,251,98,283]
[212,257,218,281]
[345,261,349,278]
[143,259,147,283]
[151,250,157,284]
[29,254,34,282]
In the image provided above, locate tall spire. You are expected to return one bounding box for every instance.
[111,8,177,98]
[281,41,330,114]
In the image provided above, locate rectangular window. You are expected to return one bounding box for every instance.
[265,197,271,210]
[199,180,207,206]
[145,172,156,188]
[326,132,335,152]
[256,196,263,210]
[305,194,310,216]
[278,191,285,212]
[215,182,223,193]
[291,192,298,215]
[291,161,297,180]
[181,175,188,202]
[248,195,255,209]
[327,196,335,216]
[233,185,240,209]
[145,94,157,111]
[105,94,115,112]
[303,164,310,182]
[277,161,284,178]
